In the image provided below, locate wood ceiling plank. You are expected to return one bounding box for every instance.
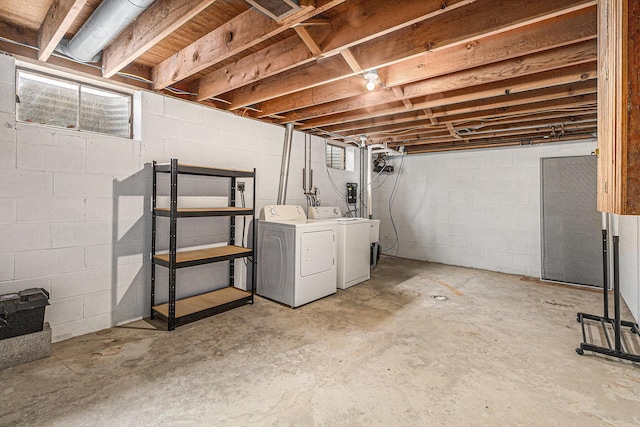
[446,122,465,141]
[259,7,596,118]
[196,35,314,101]
[431,94,597,126]
[228,56,354,109]
[432,81,597,121]
[310,0,475,54]
[403,40,596,98]
[294,26,321,55]
[152,0,345,90]
[197,0,471,101]
[372,116,597,143]
[381,7,596,87]
[1,20,152,89]
[340,49,362,73]
[362,111,597,139]
[402,132,596,154]
[317,89,597,137]
[102,0,216,78]
[296,42,596,131]
[391,86,412,109]
[321,63,597,134]
[352,0,596,71]
[424,109,438,125]
[394,125,598,147]
[37,0,89,62]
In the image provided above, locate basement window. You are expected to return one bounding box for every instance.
[16,69,132,138]
[326,143,346,170]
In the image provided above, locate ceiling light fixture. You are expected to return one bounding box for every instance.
[363,69,379,91]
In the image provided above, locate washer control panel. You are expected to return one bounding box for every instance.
[308,206,342,219]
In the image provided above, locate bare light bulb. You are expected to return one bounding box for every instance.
[363,69,379,91]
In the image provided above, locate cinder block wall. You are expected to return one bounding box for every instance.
[373,140,597,277]
[0,54,359,341]
[618,218,640,322]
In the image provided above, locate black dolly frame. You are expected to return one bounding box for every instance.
[576,224,640,362]
[151,159,257,330]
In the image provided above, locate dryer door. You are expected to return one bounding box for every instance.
[257,225,294,306]
[300,229,335,277]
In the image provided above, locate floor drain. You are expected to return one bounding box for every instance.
[431,295,448,301]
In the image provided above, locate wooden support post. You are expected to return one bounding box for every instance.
[597,0,640,214]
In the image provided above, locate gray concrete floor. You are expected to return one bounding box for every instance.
[1,256,639,426]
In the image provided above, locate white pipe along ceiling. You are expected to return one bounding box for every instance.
[56,0,155,63]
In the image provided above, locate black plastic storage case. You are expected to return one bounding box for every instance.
[0,288,50,340]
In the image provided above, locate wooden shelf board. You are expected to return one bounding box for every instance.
[153,245,251,265]
[153,287,251,318]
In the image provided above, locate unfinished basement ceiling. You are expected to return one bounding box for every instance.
[0,0,597,153]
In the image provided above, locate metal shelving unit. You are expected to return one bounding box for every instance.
[151,159,257,330]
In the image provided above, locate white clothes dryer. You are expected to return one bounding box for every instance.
[257,205,337,307]
[308,206,371,289]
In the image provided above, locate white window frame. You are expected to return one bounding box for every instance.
[15,65,134,139]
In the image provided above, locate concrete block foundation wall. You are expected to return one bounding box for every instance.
[372,140,640,322]
[0,54,359,342]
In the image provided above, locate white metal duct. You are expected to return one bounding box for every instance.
[56,0,155,63]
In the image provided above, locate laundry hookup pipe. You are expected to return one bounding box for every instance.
[277,123,294,205]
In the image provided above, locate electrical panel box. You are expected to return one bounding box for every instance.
[347,182,358,204]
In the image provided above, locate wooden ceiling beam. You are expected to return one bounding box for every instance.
[37,0,88,62]
[395,125,598,148]
[297,41,596,131]
[333,90,597,139]
[216,0,473,107]
[352,0,596,71]
[153,0,345,90]
[0,21,152,90]
[402,132,596,154]
[371,116,597,144]
[340,49,362,73]
[294,26,322,55]
[404,40,596,98]
[102,0,216,78]
[362,111,596,139]
[196,0,473,101]
[196,35,315,101]
[260,7,596,118]
[320,63,596,134]
[434,94,597,126]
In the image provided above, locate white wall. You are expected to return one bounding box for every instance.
[618,217,640,322]
[373,140,597,277]
[372,140,640,323]
[0,53,359,341]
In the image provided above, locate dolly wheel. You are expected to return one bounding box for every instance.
[575,347,584,356]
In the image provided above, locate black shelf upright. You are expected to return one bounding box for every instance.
[151,159,257,330]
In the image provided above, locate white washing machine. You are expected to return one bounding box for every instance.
[257,205,337,307]
[308,207,371,289]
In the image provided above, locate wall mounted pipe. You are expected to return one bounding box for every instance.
[277,123,295,205]
[366,144,373,219]
[56,0,155,63]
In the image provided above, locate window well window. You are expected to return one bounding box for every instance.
[16,69,132,138]
[326,143,346,170]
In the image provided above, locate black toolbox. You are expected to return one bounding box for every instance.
[0,288,50,340]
